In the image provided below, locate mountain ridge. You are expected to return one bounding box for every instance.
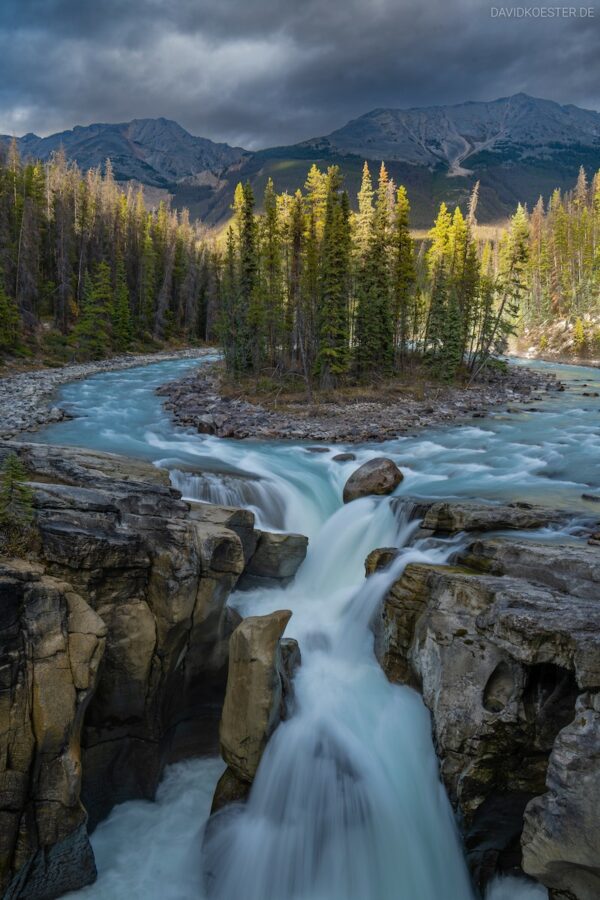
[2,93,599,225]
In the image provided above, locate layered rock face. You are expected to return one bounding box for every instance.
[0,560,106,898]
[0,440,308,898]
[376,530,600,899]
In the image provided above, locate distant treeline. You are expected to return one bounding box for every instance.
[0,137,598,380]
[0,140,219,359]
[522,167,600,331]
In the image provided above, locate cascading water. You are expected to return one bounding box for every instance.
[34,354,599,900]
[204,501,475,900]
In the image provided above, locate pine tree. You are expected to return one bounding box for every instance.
[424,203,452,357]
[261,178,284,368]
[139,219,156,334]
[0,452,35,555]
[390,185,415,367]
[71,263,111,359]
[112,257,133,351]
[316,167,351,387]
[354,163,393,376]
[0,268,19,350]
[354,162,374,258]
[238,182,262,373]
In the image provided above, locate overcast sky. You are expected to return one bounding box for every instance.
[0,0,598,148]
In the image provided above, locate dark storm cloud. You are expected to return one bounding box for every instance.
[0,0,598,147]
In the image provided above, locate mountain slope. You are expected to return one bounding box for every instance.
[5,117,246,188]
[3,95,599,225]
[310,93,600,174]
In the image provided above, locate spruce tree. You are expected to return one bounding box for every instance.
[354,162,374,258]
[316,167,351,388]
[71,263,111,359]
[0,269,19,351]
[112,257,133,351]
[353,163,393,377]
[0,452,35,555]
[239,182,263,374]
[390,185,415,367]
[261,178,284,368]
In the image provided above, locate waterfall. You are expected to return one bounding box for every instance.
[32,354,593,900]
[204,500,476,900]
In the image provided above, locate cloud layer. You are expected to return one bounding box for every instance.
[0,0,598,147]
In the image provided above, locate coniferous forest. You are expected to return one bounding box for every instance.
[1,136,599,382]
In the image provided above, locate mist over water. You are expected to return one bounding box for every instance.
[42,355,599,900]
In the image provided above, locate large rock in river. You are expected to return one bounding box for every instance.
[343,457,403,503]
[375,536,600,897]
[239,530,308,588]
[212,612,300,814]
[219,609,293,783]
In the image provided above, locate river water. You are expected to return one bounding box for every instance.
[34,355,600,900]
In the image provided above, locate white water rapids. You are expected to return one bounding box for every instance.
[34,354,600,900]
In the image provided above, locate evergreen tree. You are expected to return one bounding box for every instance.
[72,263,111,359]
[390,185,415,366]
[112,257,133,351]
[354,162,374,258]
[316,167,351,387]
[238,183,262,373]
[354,163,393,376]
[0,452,35,555]
[261,178,284,368]
[0,268,19,350]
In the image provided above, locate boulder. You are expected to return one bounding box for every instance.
[0,560,106,899]
[342,457,403,503]
[332,452,356,462]
[375,538,600,895]
[219,610,292,782]
[240,530,308,587]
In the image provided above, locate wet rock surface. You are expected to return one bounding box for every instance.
[421,499,567,534]
[0,440,308,897]
[375,526,600,899]
[219,610,293,784]
[342,457,403,503]
[157,363,556,443]
[239,530,309,588]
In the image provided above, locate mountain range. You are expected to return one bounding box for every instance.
[3,93,600,227]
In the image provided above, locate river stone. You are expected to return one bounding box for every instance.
[219,610,292,782]
[332,452,356,462]
[342,458,403,503]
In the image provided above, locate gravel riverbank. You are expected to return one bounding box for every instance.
[0,348,215,440]
[158,363,561,443]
